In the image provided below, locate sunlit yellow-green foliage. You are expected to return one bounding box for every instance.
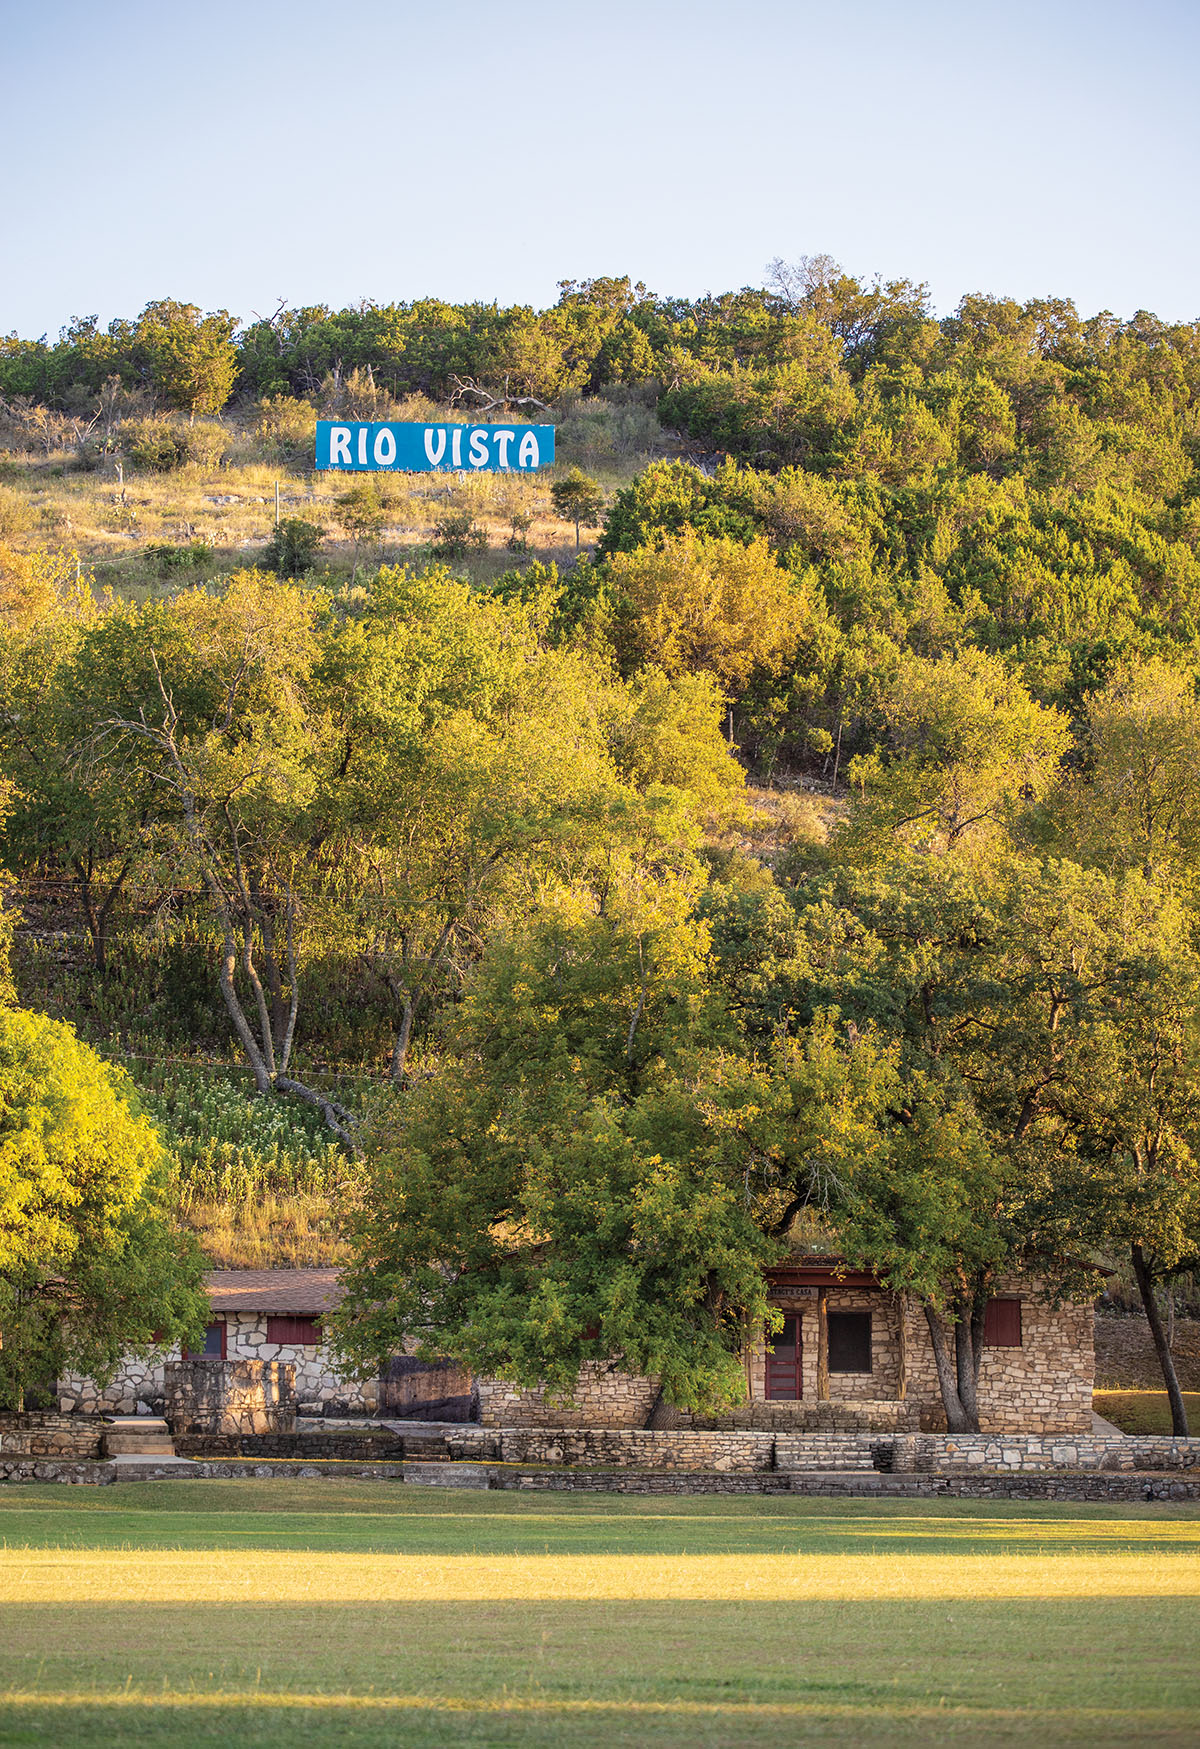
[608,531,800,690]
[0,1008,166,1272]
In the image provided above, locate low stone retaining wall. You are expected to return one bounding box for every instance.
[448,1427,778,1471]
[0,1413,105,1458]
[650,1400,919,1433]
[176,1430,406,1461]
[894,1433,1200,1473]
[448,1425,1200,1474]
[2,1455,1198,1500]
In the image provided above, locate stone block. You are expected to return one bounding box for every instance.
[164,1358,296,1435]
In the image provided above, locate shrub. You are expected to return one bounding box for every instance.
[431,509,487,560]
[264,516,325,576]
[183,421,231,468]
[253,395,317,463]
[124,418,189,472]
[145,540,213,575]
[0,485,34,540]
[123,418,229,472]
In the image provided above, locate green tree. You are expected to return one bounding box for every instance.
[264,517,325,577]
[607,531,801,693]
[550,468,605,550]
[0,1007,206,1407]
[0,583,156,974]
[843,648,1071,857]
[134,299,238,418]
[107,572,353,1138]
[1062,658,1200,887]
[333,872,896,1410]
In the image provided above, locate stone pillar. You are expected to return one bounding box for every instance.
[164,1358,296,1436]
[816,1289,829,1401]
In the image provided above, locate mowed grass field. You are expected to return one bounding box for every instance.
[1,1483,1198,1747]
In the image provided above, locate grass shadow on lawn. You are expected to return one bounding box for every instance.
[2,1482,1200,1557]
[1,1598,1199,1749]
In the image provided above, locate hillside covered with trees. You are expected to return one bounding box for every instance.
[3,258,1200,1431]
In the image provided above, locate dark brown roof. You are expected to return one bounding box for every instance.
[205,1269,345,1314]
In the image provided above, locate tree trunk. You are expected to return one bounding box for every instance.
[895,1292,908,1402]
[924,1303,980,1433]
[390,998,415,1086]
[72,855,133,976]
[1131,1242,1189,1436]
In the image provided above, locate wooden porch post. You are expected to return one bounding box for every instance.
[817,1288,829,1401]
[896,1292,908,1402]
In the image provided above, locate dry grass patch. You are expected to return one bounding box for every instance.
[1094,1389,1200,1434]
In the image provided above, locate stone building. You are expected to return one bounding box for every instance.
[59,1259,1094,1434]
[477,1260,1094,1436]
[59,1269,377,1417]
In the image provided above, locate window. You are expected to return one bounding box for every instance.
[827,1311,872,1373]
[185,1320,226,1359]
[983,1298,1022,1347]
[266,1315,323,1346]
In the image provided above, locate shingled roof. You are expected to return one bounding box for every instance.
[205,1269,345,1314]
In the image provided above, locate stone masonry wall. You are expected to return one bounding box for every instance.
[476,1363,661,1428]
[900,1287,1094,1434]
[477,1282,1092,1435]
[0,1412,105,1457]
[58,1313,377,1416]
[164,1358,296,1436]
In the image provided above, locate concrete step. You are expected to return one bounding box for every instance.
[782,1457,878,1472]
[104,1417,176,1458]
[404,1461,491,1489]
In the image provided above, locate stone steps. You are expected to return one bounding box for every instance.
[103,1416,176,1458]
[402,1434,452,1461]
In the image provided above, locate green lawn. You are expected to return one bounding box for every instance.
[1094,1389,1200,1435]
[0,1482,1198,1746]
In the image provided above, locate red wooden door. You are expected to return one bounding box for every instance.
[765,1314,803,1399]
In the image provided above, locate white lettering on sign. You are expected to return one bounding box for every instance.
[374,428,397,466]
[519,431,539,468]
[494,429,515,467]
[329,426,352,464]
[424,428,447,465]
[357,427,368,466]
[468,429,490,468]
[451,427,463,467]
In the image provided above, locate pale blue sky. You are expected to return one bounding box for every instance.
[3,0,1197,337]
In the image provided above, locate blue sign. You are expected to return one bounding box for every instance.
[316,420,554,472]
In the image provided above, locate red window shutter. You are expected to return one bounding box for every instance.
[266,1315,323,1345]
[983,1298,1022,1346]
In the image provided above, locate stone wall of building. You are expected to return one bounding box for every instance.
[58,1314,377,1416]
[476,1363,661,1428]
[899,1288,1094,1434]
[164,1358,296,1436]
[474,1283,1092,1435]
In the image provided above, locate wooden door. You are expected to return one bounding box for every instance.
[765,1314,803,1400]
